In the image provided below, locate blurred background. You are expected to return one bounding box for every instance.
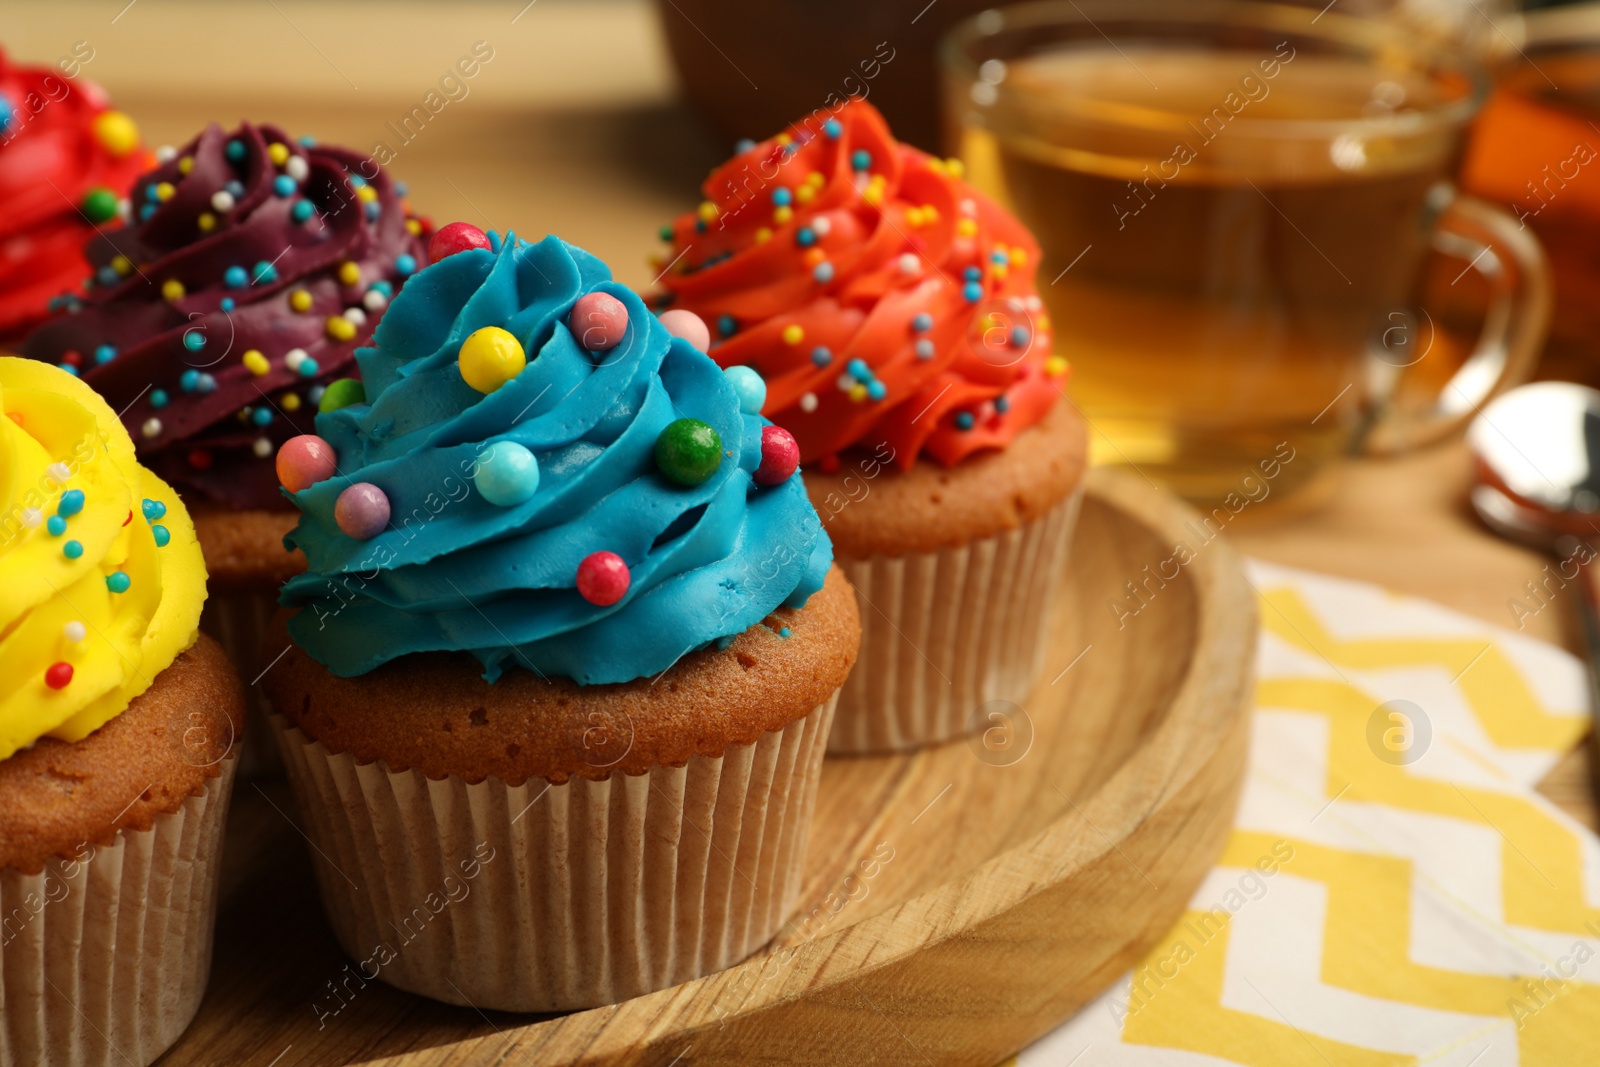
[7,0,1600,511]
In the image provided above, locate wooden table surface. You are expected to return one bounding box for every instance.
[5,0,1592,834]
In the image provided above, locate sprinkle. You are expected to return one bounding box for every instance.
[64,621,86,642]
[180,369,200,392]
[142,418,162,438]
[911,313,933,333]
[396,254,417,275]
[223,265,248,288]
[151,524,171,547]
[268,142,290,166]
[251,407,273,427]
[93,111,140,156]
[197,213,216,232]
[849,382,868,402]
[94,344,117,365]
[963,281,983,302]
[773,205,793,225]
[284,348,309,372]
[772,187,793,206]
[898,253,920,275]
[754,228,772,244]
[243,350,270,376]
[290,289,313,312]
[252,260,279,285]
[106,571,131,594]
[296,357,321,378]
[63,539,83,559]
[291,200,315,223]
[142,497,167,521]
[813,262,834,284]
[45,662,74,689]
[211,190,235,213]
[995,395,1010,413]
[796,185,816,204]
[224,139,245,162]
[81,187,119,222]
[724,366,767,415]
[356,185,377,204]
[823,118,842,139]
[47,515,67,536]
[343,306,367,327]
[779,627,792,638]
[576,551,630,606]
[337,261,361,286]
[799,391,819,413]
[326,316,357,342]
[796,227,816,248]
[286,155,309,181]
[811,346,832,366]
[957,218,978,238]
[281,392,302,410]
[57,490,85,517]
[915,339,936,360]
[161,279,185,302]
[196,373,216,393]
[697,201,719,221]
[847,358,871,380]
[867,380,887,401]
[363,289,388,312]
[1010,325,1030,347]
[154,181,175,202]
[781,324,804,345]
[272,175,296,197]
[183,329,207,352]
[1045,356,1069,378]
[253,437,274,458]
[955,411,975,430]
[964,265,982,282]
[851,149,872,171]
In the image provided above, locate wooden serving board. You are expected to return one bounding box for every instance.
[162,467,1256,1066]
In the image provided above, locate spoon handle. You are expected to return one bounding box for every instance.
[1572,556,1600,799]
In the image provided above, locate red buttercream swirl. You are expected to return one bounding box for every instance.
[655,99,1062,469]
[0,50,148,345]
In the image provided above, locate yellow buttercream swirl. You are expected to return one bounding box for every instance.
[0,357,206,761]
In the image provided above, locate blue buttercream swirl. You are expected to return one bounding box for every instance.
[278,232,832,684]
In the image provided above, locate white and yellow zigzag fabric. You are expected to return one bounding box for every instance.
[1020,560,1600,1066]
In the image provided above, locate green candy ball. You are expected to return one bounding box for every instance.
[654,418,723,486]
[318,377,366,413]
[81,187,118,224]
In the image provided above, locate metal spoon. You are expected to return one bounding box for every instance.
[1468,381,1600,791]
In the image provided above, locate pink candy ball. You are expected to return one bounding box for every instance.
[334,482,390,540]
[658,309,710,351]
[577,550,630,606]
[570,293,629,352]
[276,434,338,493]
[429,221,491,262]
[754,424,800,486]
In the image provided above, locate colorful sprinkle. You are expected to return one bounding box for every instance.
[106,571,131,594]
[45,662,74,689]
[276,435,339,492]
[142,498,167,521]
[473,441,542,506]
[570,293,630,352]
[58,490,85,517]
[912,313,933,333]
[724,366,766,414]
[325,316,357,342]
[142,418,162,439]
[319,378,366,412]
[63,540,83,559]
[458,327,527,393]
[63,621,86,643]
[81,187,118,223]
[46,515,66,536]
[954,411,975,430]
[92,111,140,156]
[811,346,833,366]
[655,418,723,486]
[334,483,390,540]
[576,551,630,606]
[659,309,711,350]
[781,324,804,346]
[754,425,799,486]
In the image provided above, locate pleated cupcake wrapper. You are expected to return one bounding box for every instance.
[268,692,837,1013]
[201,587,283,777]
[0,760,238,1067]
[828,485,1084,754]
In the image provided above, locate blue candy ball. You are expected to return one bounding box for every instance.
[723,366,766,415]
[474,441,541,506]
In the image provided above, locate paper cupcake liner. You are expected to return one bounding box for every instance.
[827,485,1083,754]
[268,692,836,1012]
[201,588,283,777]
[0,760,238,1067]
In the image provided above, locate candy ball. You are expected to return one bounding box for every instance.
[474,441,541,506]
[458,326,526,394]
[81,187,118,223]
[429,221,491,262]
[570,293,629,352]
[658,309,710,351]
[577,551,630,606]
[754,424,800,486]
[45,662,74,689]
[92,110,140,157]
[318,377,366,413]
[723,366,766,415]
[276,435,338,492]
[335,482,390,540]
[654,418,723,486]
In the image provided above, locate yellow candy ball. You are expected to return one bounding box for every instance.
[92,110,140,157]
[337,261,360,286]
[289,289,313,312]
[325,316,357,342]
[268,142,290,166]
[161,279,185,302]
[243,350,270,376]
[458,326,526,394]
[781,324,804,346]
[197,212,216,232]
[1045,356,1069,378]
[177,156,194,175]
[154,182,175,202]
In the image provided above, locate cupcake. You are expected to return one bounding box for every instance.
[0,49,148,345]
[654,98,1086,753]
[21,121,430,690]
[260,227,858,1011]
[0,357,244,1066]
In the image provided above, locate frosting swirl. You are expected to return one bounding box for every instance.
[0,357,206,762]
[279,231,832,685]
[654,98,1062,469]
[0,49,148,344]
[22,121,429,510]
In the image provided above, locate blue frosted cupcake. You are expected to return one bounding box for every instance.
[260,226,859,1011]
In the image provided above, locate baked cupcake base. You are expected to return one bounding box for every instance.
[0,635,244,1067]
[262,566,859,1011]
[808,402,1088,753]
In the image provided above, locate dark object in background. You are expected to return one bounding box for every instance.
[655,0,987,151]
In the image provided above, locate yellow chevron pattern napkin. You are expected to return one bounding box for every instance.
[1019,560,1599,1066]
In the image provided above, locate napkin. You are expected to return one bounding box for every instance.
[1017,560,1600,1066]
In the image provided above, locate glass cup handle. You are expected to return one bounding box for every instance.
[1358,193,1552,456]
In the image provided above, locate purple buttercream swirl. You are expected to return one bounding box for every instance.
[23,121,430,510]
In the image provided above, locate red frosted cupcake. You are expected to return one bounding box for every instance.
[0,49,148,345]
[655,98,1087,753]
